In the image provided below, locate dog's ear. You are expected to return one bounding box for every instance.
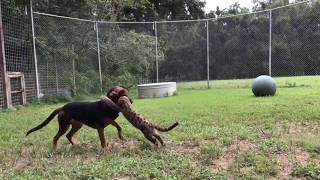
[118,88,128,96]
[106,87,115,98]
[117,87,133,103]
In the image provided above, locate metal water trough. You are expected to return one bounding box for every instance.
[137,82,177,98]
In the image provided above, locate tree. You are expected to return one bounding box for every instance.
[29,0,206,21]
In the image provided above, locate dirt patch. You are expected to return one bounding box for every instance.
[294,149,310,166]
[12,140,142,172]
[213,140,257,170]
[14,157,32,170]
[287,122,320,134]
[14,144,34,170]
[166,141,202,168]
[213,150,236,170]
[275,148,310,178]
[260,121,320,140]
[275,122,320,135]
[170,142,200,155]
[78,139,142,155]
[20,143,35,156]
[112,176,137,180]
[108,140,141,153]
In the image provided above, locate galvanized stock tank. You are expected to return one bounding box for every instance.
[137,82,177,98]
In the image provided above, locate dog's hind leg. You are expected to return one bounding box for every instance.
[153,133,165,146]
[143,133,158,146]
[66,119,83,145]
[53,113,70,149]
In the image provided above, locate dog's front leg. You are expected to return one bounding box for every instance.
[97,128,106,148]
[110,121,125,141]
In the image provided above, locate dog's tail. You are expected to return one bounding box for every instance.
[154,122,179,132]
[26,108,62,136]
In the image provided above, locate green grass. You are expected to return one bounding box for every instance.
[292,163,320,179]
[1,76,320,179]
[178,75,320,90]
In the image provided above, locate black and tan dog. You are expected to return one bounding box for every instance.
[26,86,129,149]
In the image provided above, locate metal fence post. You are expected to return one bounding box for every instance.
[46,59,48,90]
[54,56,58,94]
[71,44,76,92]
[154,22,159,83]
[206,20,210,89]
[269,9,272,76]
[95,22,103,94]
[30,0,40,97]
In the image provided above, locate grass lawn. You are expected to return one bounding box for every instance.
[0,76,320,179]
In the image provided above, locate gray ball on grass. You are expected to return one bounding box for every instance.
[252,75,276,97]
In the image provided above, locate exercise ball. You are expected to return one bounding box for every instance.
[252,75,276,97]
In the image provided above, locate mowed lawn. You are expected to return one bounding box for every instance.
[0,76,320,179]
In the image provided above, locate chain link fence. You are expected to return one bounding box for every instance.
[0,1,319,107]
[34,13,99,96]
[98,22,156,89]
[157,21,207,82]
[0,2,36,108]
[271,2,320,76]
[209,11,270,80]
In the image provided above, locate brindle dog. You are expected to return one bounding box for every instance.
[101,89,178,146]
[26,86,129,149]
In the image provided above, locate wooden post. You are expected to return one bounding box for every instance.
[20,73,26,105]
[0,2,11,108]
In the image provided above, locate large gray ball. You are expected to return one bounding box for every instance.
[252,75,276,97]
